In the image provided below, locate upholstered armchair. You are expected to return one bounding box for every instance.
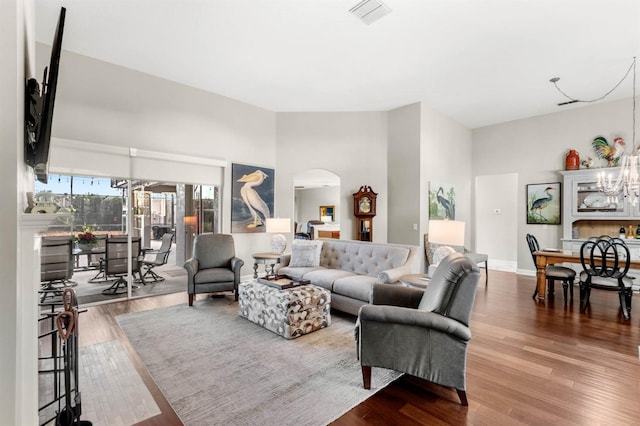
[355,252,480,405]
[184,233,244,306]
[424,233,488,282]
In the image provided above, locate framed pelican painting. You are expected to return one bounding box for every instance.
[231,163,274,233]
[526,182,561,225]
[429,182,456,220]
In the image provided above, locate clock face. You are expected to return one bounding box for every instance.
[359,197,371,213]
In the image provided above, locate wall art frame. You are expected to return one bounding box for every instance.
[526,182,561,225]
[429,182,456,220]
[231,163,274,233]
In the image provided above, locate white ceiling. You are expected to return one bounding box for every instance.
[36,0,640,129]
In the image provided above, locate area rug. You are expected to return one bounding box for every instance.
[116,297,402,425]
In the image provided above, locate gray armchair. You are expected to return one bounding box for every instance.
[184,233,244,306]
[355,252,480,405]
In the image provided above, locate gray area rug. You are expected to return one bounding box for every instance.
[116,297,402,425]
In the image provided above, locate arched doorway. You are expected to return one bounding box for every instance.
[293,169,341,239]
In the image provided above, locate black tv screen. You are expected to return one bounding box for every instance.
[25,6,66,183]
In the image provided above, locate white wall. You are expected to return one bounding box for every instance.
[2,0,39,423]
[0,2,21,421]
[476,173,518,271]
[421,104,473,250]
[388,103,421,245]
[472,98,634,272]
[276,112,388,243]
[39,46,278,267]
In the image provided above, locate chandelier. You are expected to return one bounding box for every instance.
[596,57,638,206]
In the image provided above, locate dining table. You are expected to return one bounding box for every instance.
[533,249,640,301]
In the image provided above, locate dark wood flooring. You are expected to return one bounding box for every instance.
[78,271,640,425]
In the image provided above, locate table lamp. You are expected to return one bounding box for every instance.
[321,215,332,223]
[266,218,291,254]
[428,220,466,265]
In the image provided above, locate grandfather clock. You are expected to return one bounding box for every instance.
[353,185,377,241]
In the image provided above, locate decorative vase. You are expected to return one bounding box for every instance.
[565,149,580,170]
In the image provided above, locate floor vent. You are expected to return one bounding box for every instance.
[349,0,391,25]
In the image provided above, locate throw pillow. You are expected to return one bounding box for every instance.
[289,240,323,268]
[432,245,456,266]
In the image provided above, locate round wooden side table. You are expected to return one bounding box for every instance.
[399,273,431,289]
[252,252,283,279]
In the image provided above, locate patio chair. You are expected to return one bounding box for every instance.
[102,236,143,295]
[140,233,174,283]
[87,234,108,283]
[40,236,74,302]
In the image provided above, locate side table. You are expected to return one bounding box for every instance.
[252,252,283,278]
[399,273,431,289]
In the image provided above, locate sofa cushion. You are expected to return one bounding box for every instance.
[303,268,356,291]
[279,266,324,281]
[289,240,323,267]
[333,275,378,302]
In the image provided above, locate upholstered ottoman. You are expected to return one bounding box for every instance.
[238,280,331,339]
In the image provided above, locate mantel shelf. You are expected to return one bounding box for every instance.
[20,213,72,232]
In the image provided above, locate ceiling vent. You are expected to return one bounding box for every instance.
[349,0,391,25]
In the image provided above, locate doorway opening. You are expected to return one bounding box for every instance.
[293,169,341,240]
[34,174,220,306]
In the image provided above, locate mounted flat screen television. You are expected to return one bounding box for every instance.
[24,6,66,183]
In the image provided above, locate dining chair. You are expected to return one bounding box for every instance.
[579,236,633,320]
[526,234,576,303]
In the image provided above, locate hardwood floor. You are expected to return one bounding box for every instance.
[77,271,640,425]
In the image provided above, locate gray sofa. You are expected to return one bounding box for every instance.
[278,238,420,315]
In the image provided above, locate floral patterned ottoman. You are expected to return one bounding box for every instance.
[238,280,331,339]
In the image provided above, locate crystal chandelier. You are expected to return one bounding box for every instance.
[597,57,638,206]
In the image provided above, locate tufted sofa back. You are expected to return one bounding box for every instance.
[318,239,415,277]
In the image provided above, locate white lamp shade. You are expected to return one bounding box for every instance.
[428,220,465,246]
[266,218,290,253]
[321,215,332,223]
[266,218,291,233]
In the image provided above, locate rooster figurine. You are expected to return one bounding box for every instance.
[592,136,624,166]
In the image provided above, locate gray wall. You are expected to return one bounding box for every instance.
[39,46,278,267]
[276,112,388,243]
[472,98,634,272]
[421,105,473,249]
[388,103,421,245]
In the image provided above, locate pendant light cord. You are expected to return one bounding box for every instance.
[551,57,636,104]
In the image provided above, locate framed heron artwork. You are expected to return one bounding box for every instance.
[429,182,456,220]
[527,182,561,225]
[231,163,274,233]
